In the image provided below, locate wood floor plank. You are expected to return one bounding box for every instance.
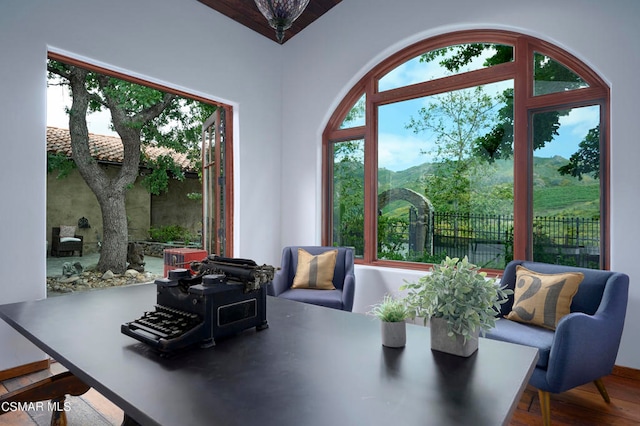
[80,388,123,425]
[512,380,640,426]
[0,409,36,426]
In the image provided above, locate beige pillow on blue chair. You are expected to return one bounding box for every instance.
[291,248,337,290]
[506,265,583,330]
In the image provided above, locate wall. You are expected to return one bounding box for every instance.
[47,166,200,255]
[47,166,150,254]
[0,0,283,372]
[281,0,640,369]
[151,176,202,240]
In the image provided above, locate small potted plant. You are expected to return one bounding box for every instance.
[368,294,409,348]
[401,256,512,357]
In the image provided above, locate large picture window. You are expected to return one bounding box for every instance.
[323,31,609,270]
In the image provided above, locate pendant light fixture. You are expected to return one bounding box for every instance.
[254,0,311,44]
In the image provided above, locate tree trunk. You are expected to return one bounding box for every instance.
[67,66,136,274]
[95,187,129,274]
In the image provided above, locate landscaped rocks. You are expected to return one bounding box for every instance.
[47,269,162,297]
[60,275,81,284]
[124,269,139,278]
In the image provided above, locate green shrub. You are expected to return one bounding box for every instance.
[148,225,195,244]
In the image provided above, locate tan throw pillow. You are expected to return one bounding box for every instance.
[291,249,337,290]
[59,225,76,238]
[506,265,583,330]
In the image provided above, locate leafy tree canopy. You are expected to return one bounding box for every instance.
[557,125,600,180]
[419,44,588,162]
[48,60,215,195]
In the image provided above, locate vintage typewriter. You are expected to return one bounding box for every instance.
[121,255,276,355]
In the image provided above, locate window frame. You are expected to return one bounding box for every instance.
[322,30,610,271]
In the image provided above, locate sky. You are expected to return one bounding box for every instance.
[47,82,118,137]
[347,46,600,172]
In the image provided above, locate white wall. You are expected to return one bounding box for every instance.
[1,0,639,373]
[281,0,640,369]
[0,0,284,371]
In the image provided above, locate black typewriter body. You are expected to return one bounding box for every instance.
[121,256,274,355]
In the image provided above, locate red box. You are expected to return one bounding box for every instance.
[163,248,208,277]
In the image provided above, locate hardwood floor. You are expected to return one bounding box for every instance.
[1,361,639,425]
[0,362,122,426]
[511,374,640,426]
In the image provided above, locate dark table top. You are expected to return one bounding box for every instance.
[0,284,537,426]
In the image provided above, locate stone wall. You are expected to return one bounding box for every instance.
[151,176,202,237]
[47,165,201,256]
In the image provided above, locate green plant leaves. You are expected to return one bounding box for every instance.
[401,256,512,341]
[368,294,409,322]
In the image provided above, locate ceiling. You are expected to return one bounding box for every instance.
[197,0,342,44]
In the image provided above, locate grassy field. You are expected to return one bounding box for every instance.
[533,184,600,218]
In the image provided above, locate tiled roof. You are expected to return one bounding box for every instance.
[47,127,197,172]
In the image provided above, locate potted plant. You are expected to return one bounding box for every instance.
[368,294,409,348]
[401,256,512,357]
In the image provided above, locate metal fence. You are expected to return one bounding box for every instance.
[399,212,601,269]
[432,212,512,268]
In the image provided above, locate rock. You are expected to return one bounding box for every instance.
[102,270,115,280]
[125,269,139,278]
[60,276,81,284]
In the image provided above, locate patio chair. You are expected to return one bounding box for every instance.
[51,226,83,257]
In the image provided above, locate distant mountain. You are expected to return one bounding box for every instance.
[376,156,599,217]
[382,156,592,186]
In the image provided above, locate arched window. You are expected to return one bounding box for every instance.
[322,30,609,271]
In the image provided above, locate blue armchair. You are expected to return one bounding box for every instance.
[485,260,629,426]
[268,246,355,311]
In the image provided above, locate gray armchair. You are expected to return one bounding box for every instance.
[485,260,629,426]
[268,246,355,311]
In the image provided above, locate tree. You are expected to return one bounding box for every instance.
[405,86,497,214]
[420,44,585,162]
[48,59,214,273]
[558,125,600,180]
[332,141,365,254]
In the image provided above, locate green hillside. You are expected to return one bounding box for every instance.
[377,156,600,218]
